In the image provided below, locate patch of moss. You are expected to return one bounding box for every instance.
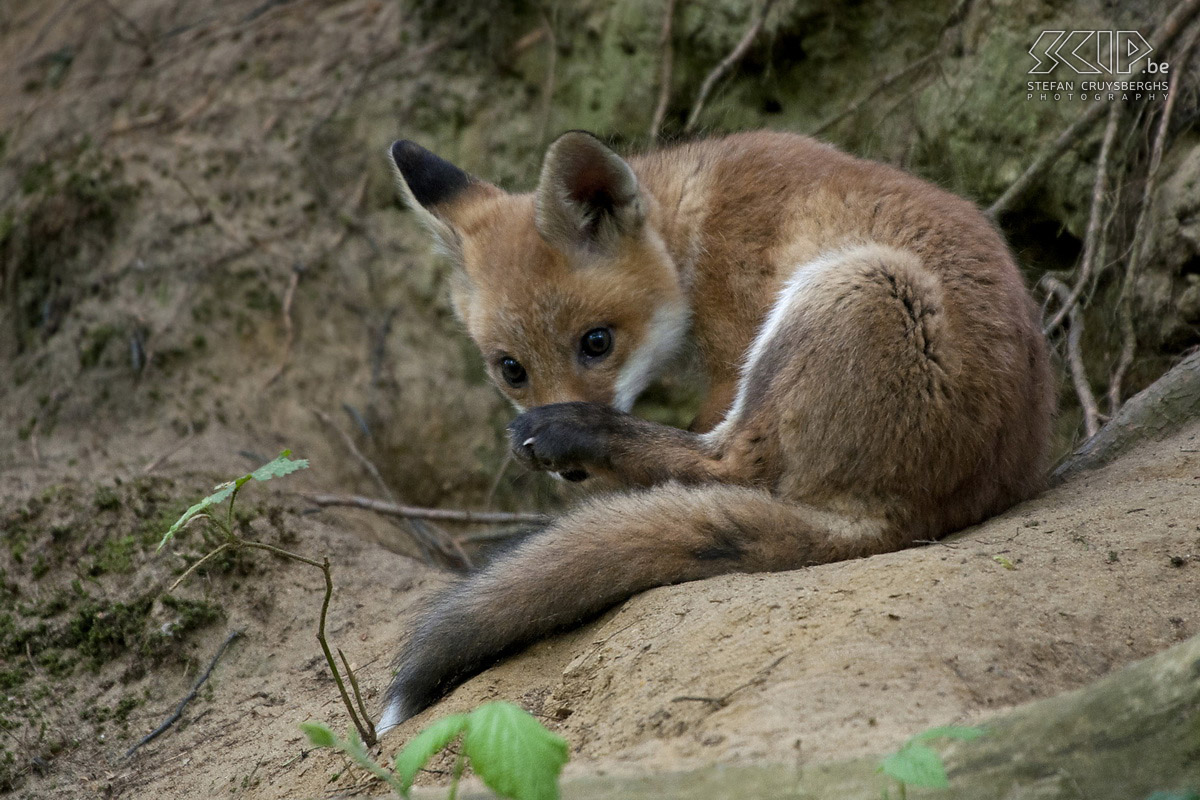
[160,595,223,639]
[92,485,121,512]
[87,535,138,576]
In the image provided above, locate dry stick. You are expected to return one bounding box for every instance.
[1109,23,1200,412]
[310,409,468,566]
[311,409,396,502]
[1043,100,1125,335]
[124,629,242,759]
[684,0,778,133]
[1044,276,1103,437]
[143,427,195,475]
[28,417,40,465]
[648,0,679,140]
[986,102,1109,220]
[266,264,302,387]
[305,493,549,525]
[987,0,1200,220]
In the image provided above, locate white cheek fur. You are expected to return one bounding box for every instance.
[612,301,691,412]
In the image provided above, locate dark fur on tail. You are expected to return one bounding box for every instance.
[379,484,890,728]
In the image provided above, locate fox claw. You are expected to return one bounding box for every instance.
[509,402,619,479]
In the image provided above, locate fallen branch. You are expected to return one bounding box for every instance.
[1042,276,1103,437]
[1108,21,1199,412]
[1053,348,1200,483]
[310,410,470,567]
[684,0,778,132]
[305,493,549,525]
[124,629,242,759]
[648,0,679,139]
[425,633,1200,798]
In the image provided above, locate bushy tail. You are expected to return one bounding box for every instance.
[378,484,896,732]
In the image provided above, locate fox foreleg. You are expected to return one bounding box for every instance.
[509,402,725,488]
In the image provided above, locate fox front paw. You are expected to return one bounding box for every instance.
[509,402,621,481]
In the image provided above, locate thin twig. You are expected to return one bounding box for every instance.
[1109,22,1200,411]
[312,408,396,502]
[810,51,939,137]
[649,0,679,140]
[124,629,243,758]
[987,103,1108,220]
[1043,100,1125,335]
[484,450,515,510]
[671,653,788,708]
[266,264,302,386]
[307,554,376,745]
[143,427,195,475]
[1043,276,1103,437]
[684,0,778,132]
[305,493,549,525]
[28,417,41,465]
[168,540,230,592]
[338,648,375,742]
[536,5,558,147]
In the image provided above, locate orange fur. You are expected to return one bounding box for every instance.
[378,130,1054,730]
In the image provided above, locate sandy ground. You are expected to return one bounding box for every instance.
[6,418,1196,799]
[2,1,1199,798]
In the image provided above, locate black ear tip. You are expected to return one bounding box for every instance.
[388,139,473,208]
[389,139,424,168]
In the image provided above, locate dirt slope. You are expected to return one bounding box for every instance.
[8,417,1185,799]
[2,0,1199,797]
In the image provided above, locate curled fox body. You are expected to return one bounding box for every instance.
[378,130,1054,731]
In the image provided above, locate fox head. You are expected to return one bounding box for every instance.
[388,131,689,412]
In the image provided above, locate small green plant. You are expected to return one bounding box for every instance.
[301,701,569,800]
[878,725,985,798]
[161,451,376,745]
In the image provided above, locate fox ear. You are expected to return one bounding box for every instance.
[535,131,645,257]
[389,140,488,258]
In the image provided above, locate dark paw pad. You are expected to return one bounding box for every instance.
[509,402,619,477]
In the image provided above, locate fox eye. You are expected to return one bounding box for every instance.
[499,356,528,388]
[579,327,613,361]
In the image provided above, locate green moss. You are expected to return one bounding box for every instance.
[64,597,153,666]
[88,534,138,575]
[160,595,223,637]
[92,485,121,512]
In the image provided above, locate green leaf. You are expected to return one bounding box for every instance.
[1145,793,1200,800]
[880,743,949,789]
[911,725,986,744]
[463,701,569,800]
[248,449,309,482]
[157,480,236,551]
[300,721,337,748]
[394,713,469,792]
[157,451,309,551]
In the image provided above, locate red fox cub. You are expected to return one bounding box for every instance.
[378,130,1054,731]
